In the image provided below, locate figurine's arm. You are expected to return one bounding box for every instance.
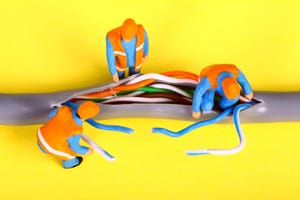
[143,30,149,62]
[48,108,58,119]
[67,134,92,155]
[237,69,253,99]
[192,77,211,118]
[106,35,118,81]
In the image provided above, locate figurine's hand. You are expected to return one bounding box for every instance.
[142,55,148,63]
[192,111,201,119]
[87,148,94,155]
[245,92,253,100]
[112,74,119,82]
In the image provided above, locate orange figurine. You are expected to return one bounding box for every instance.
[37,101,100,168]
[106,18,149,82]
[192,64,253,119]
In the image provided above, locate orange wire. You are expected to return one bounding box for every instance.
[82,90,116,98]
[160,71,199,81]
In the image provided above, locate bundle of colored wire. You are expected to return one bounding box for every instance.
[74,71,250,106]
[75,71,198,105]
[160,71,199,81]
[99,96,173,104]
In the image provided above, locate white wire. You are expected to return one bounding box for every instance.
[80,133,115,161]
[126,73,198,85]
[101,96,173,104]
[77,90,145,99]
[123,91,145,97]
[150,83,192,98]
[94,91,145,100]
[76,95,115,100]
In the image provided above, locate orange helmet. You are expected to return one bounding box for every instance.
[77,101,100,120]
[222,77,241,100]
[121,18,138,41]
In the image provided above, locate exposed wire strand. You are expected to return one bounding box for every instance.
[122,91,145,97]
[152,107,233,137]
[118,86,171,95]
[101,97,173,104]
[160,71,199,81]
[150,83,192,98]
[139,93,192,105]
[81,133,115,161]
[79,79,156,99]
[186,103,253,155]
[126,73,198,85]
[152,102,255,155]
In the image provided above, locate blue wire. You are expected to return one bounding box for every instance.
[86,118,133,134]
[63,101,133,134]
[152,107,234,137]
[233,103,253,145]
[186,102,254,156]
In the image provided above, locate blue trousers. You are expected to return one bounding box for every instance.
[118,67,140,79]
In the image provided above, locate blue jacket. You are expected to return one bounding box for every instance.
[192,69,252,113]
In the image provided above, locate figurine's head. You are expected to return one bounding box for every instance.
[221,77,241,100]
[77,101,100,120]
[121,18,137,41]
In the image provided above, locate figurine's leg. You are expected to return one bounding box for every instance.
[201,90,215,111]
[118,71,125,79]
[219,96,239,109]
[37,142,47,154]
[129,67,140,76]
[62,156,83,169]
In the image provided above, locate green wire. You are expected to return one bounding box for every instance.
[118,86,172,95]
[88,98,107,103]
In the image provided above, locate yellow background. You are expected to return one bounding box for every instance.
[0,0,300,199]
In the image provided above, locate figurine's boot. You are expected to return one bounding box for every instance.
[62,156,83,169]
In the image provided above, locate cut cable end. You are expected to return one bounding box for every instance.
[107,157,116,162]
[101,151,116,162]
[125,128,134,134]
[186,149,210,156]
[114,127,134,134]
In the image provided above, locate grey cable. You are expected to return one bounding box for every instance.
[0,75,299,125]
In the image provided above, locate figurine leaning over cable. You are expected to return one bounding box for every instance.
[37,101,99,169]
[192,64,254,119]
[106,18,149,82]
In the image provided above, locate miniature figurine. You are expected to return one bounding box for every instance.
[37,101,100,169]
[192,64,254,119]
[106,18,149,82]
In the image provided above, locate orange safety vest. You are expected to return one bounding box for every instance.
[107,25,145,72]
[199,64,239,88]
[37,106,83,160]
